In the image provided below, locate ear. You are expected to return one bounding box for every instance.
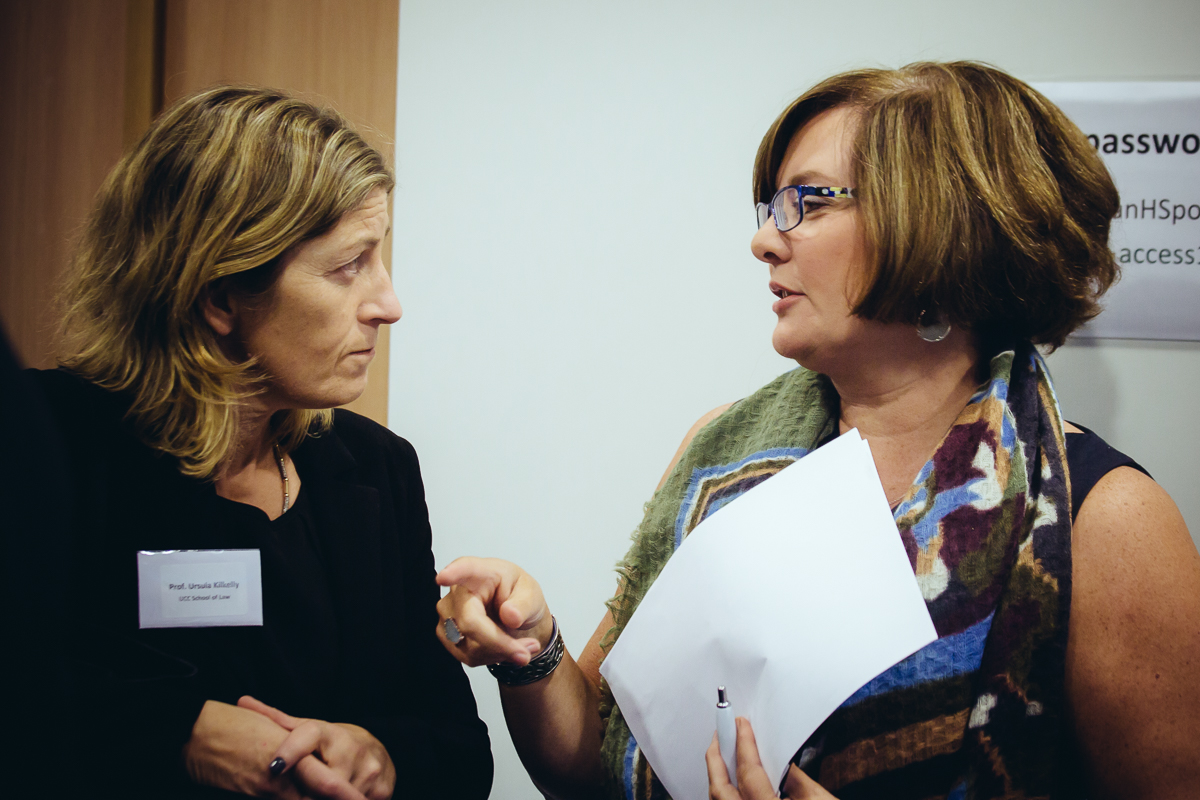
[202,280,238,338]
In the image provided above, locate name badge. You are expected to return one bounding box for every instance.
[137,549,264,629]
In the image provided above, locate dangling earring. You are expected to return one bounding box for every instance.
[916,309,951,343]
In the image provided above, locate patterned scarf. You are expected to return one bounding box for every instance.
[598,344,1075,800]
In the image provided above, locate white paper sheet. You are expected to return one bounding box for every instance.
[599,430,936,800]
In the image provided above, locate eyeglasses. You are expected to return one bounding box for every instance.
[755,185,855,232]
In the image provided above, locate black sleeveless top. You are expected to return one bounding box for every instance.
[1065,423,1149,520]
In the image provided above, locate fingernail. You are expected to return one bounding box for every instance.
[268,757,286,776]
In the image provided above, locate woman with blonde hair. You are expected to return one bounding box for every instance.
[434,62,1200,799]
[29,86,491,799]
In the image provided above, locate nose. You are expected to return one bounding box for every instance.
[751,217,789,267]
[365,254,403,325]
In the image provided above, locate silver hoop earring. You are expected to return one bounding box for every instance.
[916,309,951,343]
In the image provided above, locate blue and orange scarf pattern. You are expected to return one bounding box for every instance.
[599,345,1073,800]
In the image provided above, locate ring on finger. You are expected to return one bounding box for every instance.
[444,617,465,645]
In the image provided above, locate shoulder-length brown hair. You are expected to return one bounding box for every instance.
[58,85,394,478]
[753,61,1118,350]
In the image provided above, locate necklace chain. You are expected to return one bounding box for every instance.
[274,444,290,515]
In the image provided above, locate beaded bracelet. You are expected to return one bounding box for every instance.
[488,616,565,686]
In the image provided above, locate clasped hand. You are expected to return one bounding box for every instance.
[183,696,394,800]
[706,717,836,800]
[434,556,554,666]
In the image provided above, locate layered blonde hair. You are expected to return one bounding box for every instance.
[753,61,1119,350]
[58,86,394,478]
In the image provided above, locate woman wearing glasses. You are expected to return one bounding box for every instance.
[435,62,1200,799]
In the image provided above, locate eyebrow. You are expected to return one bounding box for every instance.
[779,170,845,187]
[337,226,392,253]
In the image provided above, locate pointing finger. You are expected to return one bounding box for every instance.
[435,557,503,591]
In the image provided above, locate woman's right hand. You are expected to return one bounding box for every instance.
[706,718,836,800]
[435,557,552,667]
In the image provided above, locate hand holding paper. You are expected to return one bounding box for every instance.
[600,430,936,800]
[706,719,837,800]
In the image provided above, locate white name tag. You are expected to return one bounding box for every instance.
[137,549,264,629]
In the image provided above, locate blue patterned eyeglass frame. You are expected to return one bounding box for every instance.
[755,185,855,232]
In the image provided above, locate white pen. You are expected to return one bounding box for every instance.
[716,686,737,788]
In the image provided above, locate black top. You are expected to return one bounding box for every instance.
[0,333,78,798]
[19,368,493,799]
[1064,423,1149,520]
[211,482,343,715]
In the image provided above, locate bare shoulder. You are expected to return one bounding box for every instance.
[685,402,736,443]
[579,403,735,684]
[656,403,735,491]
[1067,466,1200,799]
[576,403,739,681]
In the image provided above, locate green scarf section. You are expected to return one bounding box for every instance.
[602,367,837,648]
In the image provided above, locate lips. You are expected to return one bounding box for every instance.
[769,281,802,300]
[769,281,804,315]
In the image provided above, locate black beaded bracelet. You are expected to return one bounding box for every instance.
[488,616,565,686]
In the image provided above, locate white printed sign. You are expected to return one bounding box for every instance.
[137,549,264,628]
[1037,82,1200,341]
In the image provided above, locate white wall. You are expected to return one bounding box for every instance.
[391,3,1200,797]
